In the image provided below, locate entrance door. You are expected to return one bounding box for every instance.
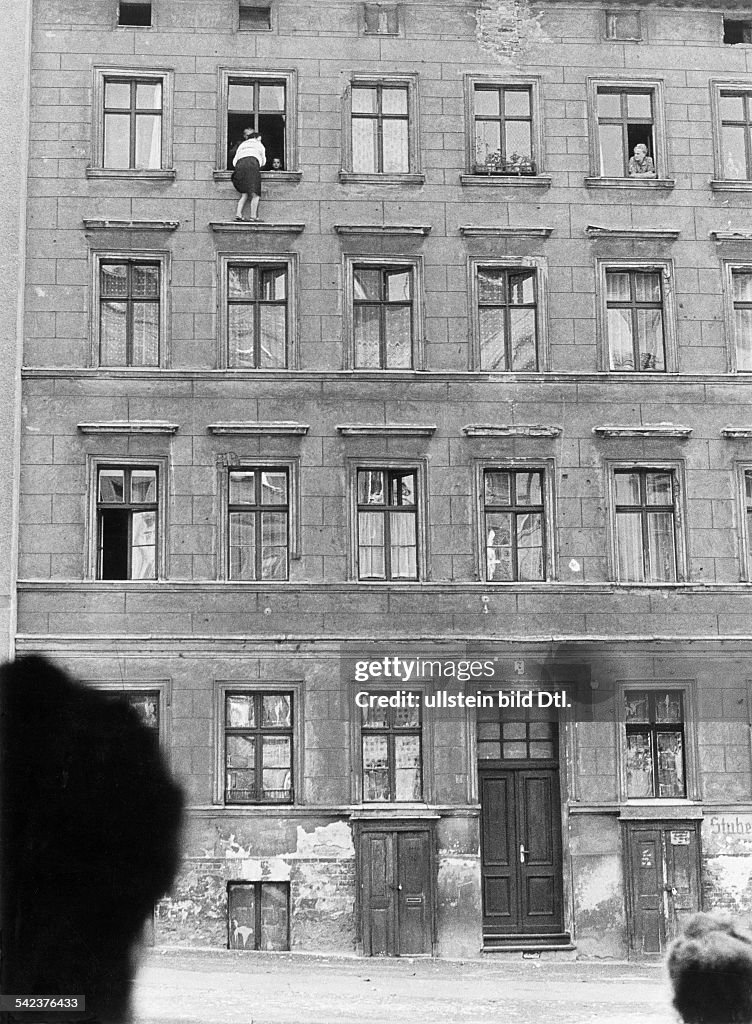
[480,769,564,938]
[360,829,432,956]
[625,822,701,957]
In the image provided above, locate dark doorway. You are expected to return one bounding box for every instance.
[359,827,433,956]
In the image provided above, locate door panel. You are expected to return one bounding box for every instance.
[362,832,394,955]
[480,775,517,929]
[518,771,562,931]
[360,829,432,956]
[397,831,430,955]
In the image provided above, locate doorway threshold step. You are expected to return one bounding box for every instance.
[483,933,575,955]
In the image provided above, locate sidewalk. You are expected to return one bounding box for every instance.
[132,949,676,1024]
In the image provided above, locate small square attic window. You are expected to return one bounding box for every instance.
[363,4,399,35]
[605,10,641,40]
[239,4,272,30]
[724,17,752,43]
[118,1,152,26]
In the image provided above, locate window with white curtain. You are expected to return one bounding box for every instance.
[613,469,678,583]
[356,468,419,580]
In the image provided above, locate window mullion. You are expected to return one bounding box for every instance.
[388,727,396,800]
[129,82,138,168]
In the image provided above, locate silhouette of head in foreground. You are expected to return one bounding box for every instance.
[668,912,752,1024]
[1,656,184,1023]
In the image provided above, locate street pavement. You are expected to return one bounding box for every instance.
[131,949,676,1024]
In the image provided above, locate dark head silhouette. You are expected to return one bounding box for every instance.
[668,912,752,1024]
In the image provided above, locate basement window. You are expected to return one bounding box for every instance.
[228,882,289,951]
[239,3,272,30]
[118,1,152,26]
[724,17,752,43]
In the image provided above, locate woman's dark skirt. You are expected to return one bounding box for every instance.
[231,156,262,196]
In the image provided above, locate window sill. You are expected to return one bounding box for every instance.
[212,170,303,183]
[339,171,426,185]
[86,167,177,180]
[459,173,552,188]
[584,176,675,189]
[710,179,752,192]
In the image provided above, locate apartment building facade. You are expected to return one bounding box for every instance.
[14,0,752,958]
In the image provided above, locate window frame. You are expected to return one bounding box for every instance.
[347,458,428,582]
[227,881,290,950]
[596,259,677,373]
[343,254,424,370]
[89,67,174,178]
[214,679,304,806]
[218,458,301,580]
[359,694,423,802]
[216,253,298,370]
[361,3,402,35]
[116,0,153,28]
[86,455,168,581]
[86,679,171,751]
[722,260,752,372]
[604,9,642,41]
[473,460,556,583]
[736,463,752,581]
[90,250,170,368]
[340,72,423,183]
[586,78,668,182]
[215,68,298,176]
[226,466,291,582]
[464,75,544,177]
[222,690,294,804]
[605,460,688,585]
[616,680,699,803]
[468,256,549,372]
[237,1,275,32]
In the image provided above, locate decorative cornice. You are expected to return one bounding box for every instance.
[334,224,431,236]
[207,422,309,436]
[77,421,179,434]
[721,426,752,438]
[83,219,179,232]
[459,226,553,238]
[462,424,562,438]
[711,231,752,242]
[592,424,692,438]
[336,424,437,437]
[586,225,679,240]
[208,221,305,234]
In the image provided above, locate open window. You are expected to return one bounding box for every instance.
[118,1,152,26]
[724,17,752,43]
[218,70,296,173]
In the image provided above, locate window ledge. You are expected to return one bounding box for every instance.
[586,225,679,240]
[78,420,179,435]
[338,171,426,185]
[212,170,303,183]
[711,230,752,241]
[207,421,309,436]
[336,423,437,437]
[460,225,553,238]
[85,167,177,180]
[334,223,431,236]
[584,176,675,189]
[83,219,179,232]
[721,426,752,438]
[350,808,440,821]
[710,179,752,192]
[209,220,305,234]
[459,173,552,189]
[593,423,692,438]
[463,424,562,438]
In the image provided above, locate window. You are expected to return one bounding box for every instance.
[224,262,288,369]
[97,259,161,366]
[717,91,752,180]
[353,264,413,369]
[238,2,272,31]
[477,705,557,761]
[605,269,665,371]
[596,87,656,177]
[96,466,159,580]
[103,78,162,170]
[224,691,293,803]
[625,690,685,798]
[605,10,641,40]
[357,468,419,580]
[724,18,752,43]
[361,696,422,801]
[483,470,546,582]
[730,268,752,369]
[475,266,538,371]
[342,74,420,180]
[742,469,752,578]
[363,3,399,34]
[123,690,160,734]
[118,1,152,26]
[471,84,536,175]
[613,469,678,583]
[220,72,293,171]
[227,469,289,581]
[228,882,289,950]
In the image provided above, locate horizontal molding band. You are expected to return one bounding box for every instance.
[77,421,179,434]
[336,423,437,436]
[207,422,309,435]
[334,224,431,236]
[585,225,680,240]
[462,424,562,437]
[459,225,553,237]
[83,219,179,232]
[209,221,305,234]
[592,423,692,438]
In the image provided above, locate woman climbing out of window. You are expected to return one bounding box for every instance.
[231,128,266,221]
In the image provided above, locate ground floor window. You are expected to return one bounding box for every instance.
[227,881,290,950]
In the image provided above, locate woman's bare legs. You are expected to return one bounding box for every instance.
[236,193,248,219]
[249,193,260,220]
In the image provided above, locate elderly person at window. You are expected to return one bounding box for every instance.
[628,142,656,177]
[667,911,752,1023]
[231,128,266,221]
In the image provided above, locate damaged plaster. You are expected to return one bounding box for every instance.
[473,0,547,68]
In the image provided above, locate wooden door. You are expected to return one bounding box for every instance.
[360,829,432,956]
[480,769,564,937]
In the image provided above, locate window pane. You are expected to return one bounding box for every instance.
[486,512,513,581]
[626,692,650,722]
[504,120,532,162]
[395,735,421,800]
[132,264,159,298]
[226,769,256,801]
[363,735,389,800]
[475,120,501,165]
[127,693,159,730]
[509,272,535,305]
[597,91,622,118]
[136,82,162,109]
[503,741,527,759]
[132,302,159,366]
[258,84,285,111]
[509,308,537,371]
[655,692,683,723]
[259,305,286,368]
[386,270,412,302]
[478,740,501,759]
[229,471,255,505]
[229,511,256,580]
[352,86,377,114]
[261,267,286,301]
[635,309,664,370]
[657,732,684,797]
[358,511,386,578]
[131,470,157,503]
[734,271,752,302]
[722,125,748,179]
[616,511,645,582]
[478,268,505,304]
[516,512,544,581]
[529,741,554,759]
[262,734,290,768]
[227,735,255,769]
[746,470,752,504]
[389,511,417,579]
[504,89,531,116]
[260,511,288,580]
[229,266,254,299]
[634,272,662,303]
[98,469,125,503]
[615,471,641,505]
[382,118,409,172]
[608,308,635,370]
[103,113,130,168]
[354,305,380,367]
[362,703,389,728]
[485,471,511,505]
[645,472,673,505]
[227,694,255,728]
[606,272,631,303]
[478,721,500,741]
[384,306,412,368]
[474,87,500,116]
[354,268,381,301]
[358,470,385,505]
[352,117,377,172]
[720,93,746,120]
[394,702,420,728]
[529,721,553,740]
[735,309,752,369]
[131,510,156,579]
[228,83,256,111]
[261,471,288,505]
[263,694,291,727]
[391,472,415,505]
[105,81,131,108]
[135,113,161,169]
[100,302,127,365]
[382,87,408,115]
[599,123,624,176]
[517,472,542,505]
[479,308,507,370]
[647,511,676,582]
[626,732,654,797]
[101,263,128,296]
[228,306,256,368]
[627,92,652,119]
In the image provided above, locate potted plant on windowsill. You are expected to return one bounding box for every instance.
[473,151,537,176]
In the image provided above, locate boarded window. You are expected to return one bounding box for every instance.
[363,4,399,34]
[228,882,289,950]
[239,4,272,30]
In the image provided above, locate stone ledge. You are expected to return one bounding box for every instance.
[212,170,303,183]
[209,221,305,233]
[459,225,553,238]
[462,424,562,438]
[584,177,675,189]
[711,231,752,241]
[586,225,679,240]
[459,173,552,188]
[77,420,179,434]
[83,219,179,232]
[335,423,437,436]
[592,423,692,438]
[334,224,431,236]
[85,167,177,180]
[207,422,309,435]
[338,171,425,185]
[721,426,752,438]
[710,179,752,192]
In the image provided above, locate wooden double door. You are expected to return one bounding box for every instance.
[359,828,433,956]
[480,769,565,939]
